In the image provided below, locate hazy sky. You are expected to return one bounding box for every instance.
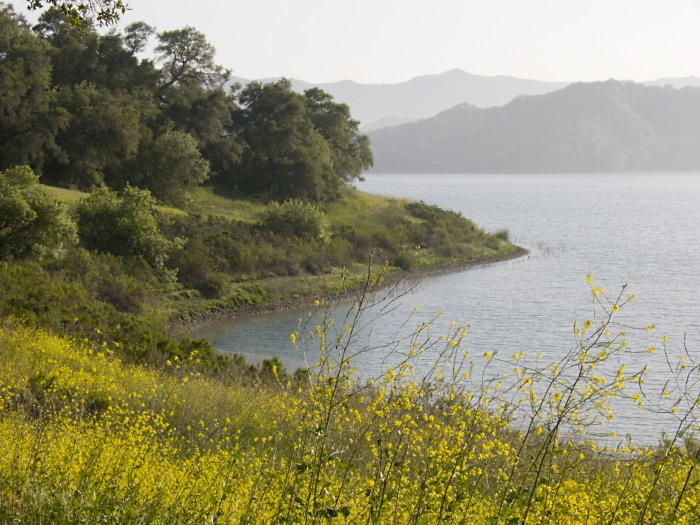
[11,0,700,84]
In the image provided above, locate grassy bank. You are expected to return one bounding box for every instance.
[178,185,518,317]
[31,184,516,353]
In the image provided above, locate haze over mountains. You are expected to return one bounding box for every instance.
[291,70,572,131]
[233,69,700,132]
[368,80,700,173]
[233,69,569,130]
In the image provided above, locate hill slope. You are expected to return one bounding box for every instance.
[368,80,700,173]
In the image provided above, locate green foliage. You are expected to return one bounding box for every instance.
[135,128,210,206]
[158,188,513,291]
[0,10,371,206]
[75,185,178,269]
[228,80,372,203]
[123,21,153,54]
[0,6,67,172]
[161,85,241,180]
[26,0,127,27]
[0,252,232,372]
[234,79,336,202]
[44,83,144,188]
[0,166,77,260]
[304,87,374,184]
[494,228,510,242]
[259,199,330,240]
[155,26,230,91]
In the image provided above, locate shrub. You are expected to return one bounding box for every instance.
[136,129,210,206]
[0,166,77,260]
[494,228,510,242]
[76,185,179,269]
[259,199,330,240]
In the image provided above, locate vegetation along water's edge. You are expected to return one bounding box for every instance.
[173,244,529,331]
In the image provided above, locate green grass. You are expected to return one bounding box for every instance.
[43,185,187,216]
[188,186,267,222]
[325,186,412,229]
[42,185,89,205]
[189,185,412,228]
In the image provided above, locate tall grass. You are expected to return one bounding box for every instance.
[1,272,699,523]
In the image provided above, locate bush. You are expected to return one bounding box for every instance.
[76,185,179,269]
[259,199,330,240]
[136,129,210,206]
[0,166,77,260]
[494,228,510,242]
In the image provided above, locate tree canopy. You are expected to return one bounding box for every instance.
[0,4,373,205]
[155,27,230,91]
[25,0,126,27]
[229,79,372,202]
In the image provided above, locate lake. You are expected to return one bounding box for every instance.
[194,173,700,442]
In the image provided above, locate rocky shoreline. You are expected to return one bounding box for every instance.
[171,245,529,334]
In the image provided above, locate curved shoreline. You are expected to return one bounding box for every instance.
[172,245,529,333]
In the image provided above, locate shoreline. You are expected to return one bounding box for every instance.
[172,245,529,334]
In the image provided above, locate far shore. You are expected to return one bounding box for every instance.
[172,245,529,334]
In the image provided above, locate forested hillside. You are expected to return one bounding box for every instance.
[369,80,700,173]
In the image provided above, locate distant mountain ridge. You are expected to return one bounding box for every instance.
[644,76,700,89]
[233,69,570,129]
[368,80,700,173]
[232,70,700,132]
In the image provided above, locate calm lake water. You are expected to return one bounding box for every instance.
[195,173,700,442]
